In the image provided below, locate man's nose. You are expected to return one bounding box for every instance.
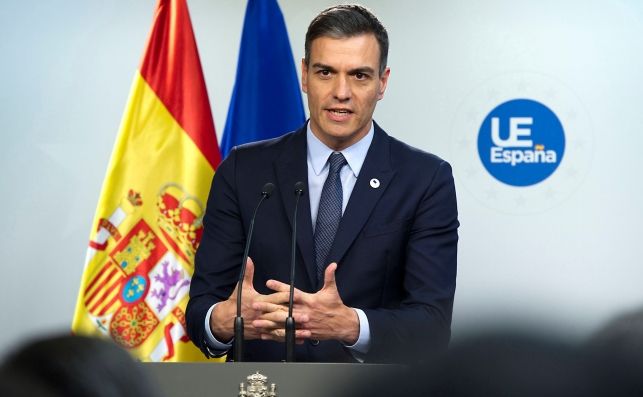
[332,75,351,101]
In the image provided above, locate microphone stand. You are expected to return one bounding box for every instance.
[286,181,305,362]
[233,182,274,362]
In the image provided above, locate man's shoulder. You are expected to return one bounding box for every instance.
[376,125,449,171]
[241,131,297,149]
[223,126,305,167]
[235,129,302,154]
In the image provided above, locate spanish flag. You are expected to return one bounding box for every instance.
[72,0,222,362]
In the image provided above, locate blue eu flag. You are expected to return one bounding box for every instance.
[220,0,306,158]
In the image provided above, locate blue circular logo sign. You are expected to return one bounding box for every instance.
[478,99,565,186]
[121,275,148,304]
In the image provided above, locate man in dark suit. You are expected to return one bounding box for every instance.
[186,4,458,363]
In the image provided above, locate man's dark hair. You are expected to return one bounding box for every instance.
[305,4,389,75]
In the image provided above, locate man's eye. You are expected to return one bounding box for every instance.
[318,70,331,77]
[355,73,365,79]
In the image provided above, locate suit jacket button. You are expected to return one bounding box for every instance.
[310,339,320,346]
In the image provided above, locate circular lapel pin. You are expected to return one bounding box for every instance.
[370,178,380,188]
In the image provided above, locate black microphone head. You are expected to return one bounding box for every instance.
[262,182,275,198]
[294,181,305,196]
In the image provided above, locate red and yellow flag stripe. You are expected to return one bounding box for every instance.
[72,0,222,362]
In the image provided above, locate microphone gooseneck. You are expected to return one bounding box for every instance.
[286,181,305,362]
[234,182,274,362]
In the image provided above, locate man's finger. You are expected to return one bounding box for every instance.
[230,257,255,299]
[264,281,307,303]
[265,279,290,293]
[259,329,312,342]
[253,311,309,328]
[253,291,291,305]
[322,262,338,290]
[253,319,283,330]
[243,257,255,285]
[252,301,287,315]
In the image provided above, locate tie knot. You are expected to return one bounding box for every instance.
[328,152,347,175]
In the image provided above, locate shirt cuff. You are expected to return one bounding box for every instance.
[343,308,371,360]
[204,303,233,352]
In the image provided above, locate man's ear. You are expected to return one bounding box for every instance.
[377,67,391,100]
[301,58,308,93]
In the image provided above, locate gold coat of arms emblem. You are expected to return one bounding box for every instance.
[238,372,277,397]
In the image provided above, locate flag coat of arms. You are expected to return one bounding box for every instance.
[72,0,222,362]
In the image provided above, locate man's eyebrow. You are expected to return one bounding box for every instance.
[348,66,376,75]
[311,63,376,76]
[311,63,337,72]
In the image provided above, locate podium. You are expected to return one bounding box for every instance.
[144,362,401,397]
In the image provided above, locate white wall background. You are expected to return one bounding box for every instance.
[1,0,642,355]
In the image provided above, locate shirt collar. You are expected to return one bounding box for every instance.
[307,121,374,177]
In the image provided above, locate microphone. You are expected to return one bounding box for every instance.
[234,182,275,362]
[286,181,305,362]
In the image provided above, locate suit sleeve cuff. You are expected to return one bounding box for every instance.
[204,303,233,353]
[343,308,371,360]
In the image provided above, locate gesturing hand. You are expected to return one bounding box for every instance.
[209,257,263,341]
[252,263,359,345]
[209,257,312,342]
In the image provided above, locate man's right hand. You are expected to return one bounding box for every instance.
[209,258,264,341]
[209,257,310,342]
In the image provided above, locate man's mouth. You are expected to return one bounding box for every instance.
[326,108,353,121]
[327,109,352,115]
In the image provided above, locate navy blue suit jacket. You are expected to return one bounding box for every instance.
[186,122,459,363]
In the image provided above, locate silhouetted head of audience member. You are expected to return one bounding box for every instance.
[584,308,643,395]
[0,334,163,397]
[346,329,629,397]
[423,331,600,397]
[0,370,57,397]
[588,307,643,358]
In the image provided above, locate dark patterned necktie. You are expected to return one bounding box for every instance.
[314,152,347,283]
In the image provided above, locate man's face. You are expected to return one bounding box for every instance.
[302,34,390,151]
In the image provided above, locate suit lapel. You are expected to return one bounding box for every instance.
[274,127,317,290]
[327,124,395,270]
